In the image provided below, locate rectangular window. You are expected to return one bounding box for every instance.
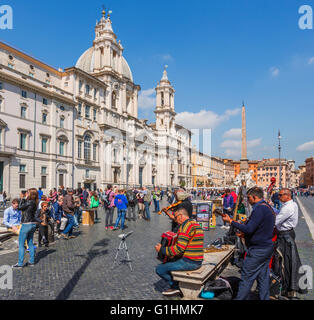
[94,88,97,99]
[19,165,26,172]
[20,133,26,150]
[93,144,97,161]
[8,63,14,69]
[79,80,83,91]
[59,141,65,155]
[85,105,90,119]
[0,82,3,90]
[21,106,26,118]
[41,167,47,174]
[93,109,97,121]
[29,72,34,78]
[0,128,2,144]
[78,140,82,158]
[21,90,27,98]
[85,84,90,95]
[43,98,48,105]
[19,174,26,189]
[78,103,82,116]
[60,117,64,128]
[42,138,47,153]
[41,176,47,189]
[42,113,47,124]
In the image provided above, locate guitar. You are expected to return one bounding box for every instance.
[213,209,245,239]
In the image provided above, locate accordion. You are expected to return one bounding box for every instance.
[157,231,178,263]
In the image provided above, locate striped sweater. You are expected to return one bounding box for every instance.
[162,219,204,262]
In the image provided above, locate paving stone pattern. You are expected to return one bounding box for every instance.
[0,197,312,300]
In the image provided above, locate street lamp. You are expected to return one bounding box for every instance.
[278,130,282,189]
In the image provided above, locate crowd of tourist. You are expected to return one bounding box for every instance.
[1,184,176,268]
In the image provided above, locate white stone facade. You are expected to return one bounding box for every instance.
[0,12,192,197]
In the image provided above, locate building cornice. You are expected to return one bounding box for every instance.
[0,41,62,77]
[0,67,76,106]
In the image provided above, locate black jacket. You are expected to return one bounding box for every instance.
[18,199,38,224]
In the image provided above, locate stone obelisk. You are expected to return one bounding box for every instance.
[240,102,249,172]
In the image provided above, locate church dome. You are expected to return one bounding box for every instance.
[75,47,133,81]
[76,47,95,73]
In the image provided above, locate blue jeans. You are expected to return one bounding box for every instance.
[154,200,160,213]
[144,201,151,219]
[235,245,274,300]
[156,258,202,289]
[18,224,37,266]
[114,209,127,230]
[63,214,75,236]
[74,208,82,225]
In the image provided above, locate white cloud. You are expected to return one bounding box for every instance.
[270,67,279,77]
[248,138,262,148]
[220,138,262,158]
[220,140,241,149]
[176,108,241,130]
[308,57,314,65]
[296,140,314,151]
[138,88,155,110]
[223,128,241,139]
[161,54,173,61]
[224,148,242,158]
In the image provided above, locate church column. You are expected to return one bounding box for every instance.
[132,91,138,118]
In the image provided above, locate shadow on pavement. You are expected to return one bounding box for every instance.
[55,238,110,300]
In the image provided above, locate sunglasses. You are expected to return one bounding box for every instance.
[278,194,288,197]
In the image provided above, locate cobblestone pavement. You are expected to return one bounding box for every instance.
[0,197,312,300]
[295,196,314,300]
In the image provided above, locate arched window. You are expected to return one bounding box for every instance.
[84,135,91,160]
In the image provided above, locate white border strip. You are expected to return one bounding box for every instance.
[296,197,314,241]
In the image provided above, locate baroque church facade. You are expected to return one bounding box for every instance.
[0,11,192,196]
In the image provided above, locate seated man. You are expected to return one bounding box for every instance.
[155,207,204,297]
[3,198,22,234]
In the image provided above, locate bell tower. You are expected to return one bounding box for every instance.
[155,66,176,131]
[93,9,123,74]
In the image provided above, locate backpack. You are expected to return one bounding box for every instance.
[200,276,240,300]
[103,191,112,209]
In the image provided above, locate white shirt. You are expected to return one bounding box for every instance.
[275,200,298,231]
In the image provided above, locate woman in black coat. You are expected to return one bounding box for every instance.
[12,188,39,268]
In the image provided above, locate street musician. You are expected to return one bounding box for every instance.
[158,189,192,232]
[222,187,275,300]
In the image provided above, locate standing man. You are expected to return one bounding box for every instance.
[38,188,43,201]
[61,189,76,239]
[273,188,307,298]
[222,187,275,300]
[126,189,137,221]
[104,185,115,230]
[152,187,161,213]
[82,187,89,208]
[222,189,234,229]
[143,186,152,221]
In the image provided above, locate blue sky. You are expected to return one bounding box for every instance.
[1,0,314,166]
